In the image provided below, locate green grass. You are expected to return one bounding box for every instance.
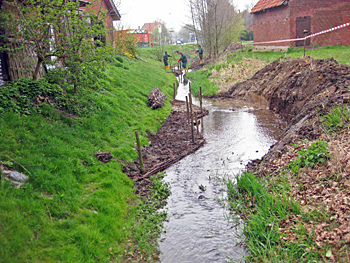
[138,44,198,69]
[320,105,350,133]
[188,45,350,97]
[228,172,318,262]
[0,49,177,262]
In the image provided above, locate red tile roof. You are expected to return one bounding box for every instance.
[142,22,162,33]
[251,0,287,14]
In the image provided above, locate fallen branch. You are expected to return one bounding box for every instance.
[133,139,205,182]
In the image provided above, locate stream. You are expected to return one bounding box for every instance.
[159,76,286,263]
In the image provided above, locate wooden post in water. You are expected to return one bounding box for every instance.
[195,112,200,136]
[173,83,176,100]
[185,96,190,124]
[188,93,195,143]
[135,130,145,174]
[199,87,203,113]
[201,112,204,136]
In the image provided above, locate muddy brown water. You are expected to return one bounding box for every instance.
[158,75,286,263]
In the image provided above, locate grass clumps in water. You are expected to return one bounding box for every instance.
[227,172,318,262]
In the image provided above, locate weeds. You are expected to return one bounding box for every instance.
[125,172,171,262]
[321,105,350,133]
[289,141,331,173]
[227,172,318,262]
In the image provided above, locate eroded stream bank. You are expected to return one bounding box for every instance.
[159,76,286,262]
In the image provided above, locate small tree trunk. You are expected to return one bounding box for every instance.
[33,57,43,81]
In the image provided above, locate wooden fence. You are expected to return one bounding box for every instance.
[6,41,44,80]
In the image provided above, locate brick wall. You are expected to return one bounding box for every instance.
[252,4,291,46]
[80,0,115,44]
[252,0,350,46]
[289,0,350,46]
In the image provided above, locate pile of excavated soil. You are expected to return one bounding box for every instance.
[218,56,350,260]
[124,100,208,195]
[218,57,350,165]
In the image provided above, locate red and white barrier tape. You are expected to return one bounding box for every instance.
[245,22,350,45]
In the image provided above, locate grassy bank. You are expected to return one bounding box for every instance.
[187,45,350,97]
[227,100,350,262]
[0,48,175,262]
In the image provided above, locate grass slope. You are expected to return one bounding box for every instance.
[0,51,176,262]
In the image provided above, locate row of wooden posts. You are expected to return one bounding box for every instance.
[135,82,204,175]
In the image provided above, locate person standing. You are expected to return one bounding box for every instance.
[178,52,188,73]
[163,51,172,70]
[196,45,204,64]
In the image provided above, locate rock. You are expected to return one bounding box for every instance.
[148,87,167,110]
[2,170,28,182]
[199,184,206,192]
[94,151,113,163]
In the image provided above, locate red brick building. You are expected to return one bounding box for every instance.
[251,0,350,46]
[80,0,121,43]
[142,22,163,34]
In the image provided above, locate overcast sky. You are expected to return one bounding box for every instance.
[116,0,258,31]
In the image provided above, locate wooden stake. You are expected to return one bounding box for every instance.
[173,82,176,100]
[188,94,195,144]
[188,92,193,115]
[201,114,204,136]
[135,130,145,174]
[195,112,200,136]
[199,86,203,113]
[185,96,190,124]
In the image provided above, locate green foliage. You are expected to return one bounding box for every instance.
[186,70,219,96]
[227,172,318,262]
[240,29,254,41]
[114,30,138,58]
[321,105,350,133]
[1,0,108,85]
[0,45,176,262]
[289,141,331,173]
[124,172,170,260]
[0,78,93,116]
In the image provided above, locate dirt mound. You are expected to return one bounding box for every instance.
[218,42,244,57]
[218,56,350,167]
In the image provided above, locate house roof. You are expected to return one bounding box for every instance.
[104,0,121,21]
[80,0,120,20]
[251,0,288,14]
[141,22,162,33]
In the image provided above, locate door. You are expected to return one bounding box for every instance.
[296,16,311,46]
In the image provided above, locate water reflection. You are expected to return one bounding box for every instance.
[159,77,286,263]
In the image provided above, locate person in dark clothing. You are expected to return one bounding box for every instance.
[196,45,204,64]
[178,52,188,73]
[163,51,172,70]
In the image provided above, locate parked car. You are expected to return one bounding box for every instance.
[176,40,182,45]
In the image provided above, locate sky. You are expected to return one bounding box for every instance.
[115,0,258,32]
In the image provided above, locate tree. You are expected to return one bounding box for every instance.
[151,21,169,46]
[1,0,108,92]
[189,0,244,57]
[178,24,197,43]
